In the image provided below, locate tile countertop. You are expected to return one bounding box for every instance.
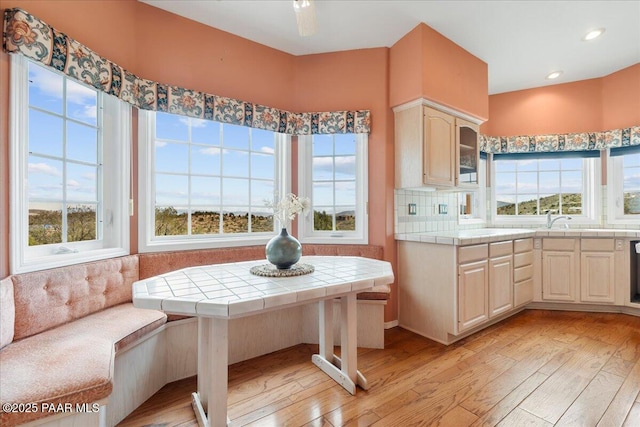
[395,228,640,246]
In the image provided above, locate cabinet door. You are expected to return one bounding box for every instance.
[458,260,489,332]
[489,255,513,317]
[542,251,576,301]
[580,252,615,303]
[456,118,479,187]
[423,107,455,187]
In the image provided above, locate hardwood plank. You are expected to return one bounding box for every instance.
[325,390,419,427]
[598,358,640,426]
[432,405,479,426]
[470,372,548,427]
[623,402,640,427]
[461,340,564,415]
[518,336,616,424]
[373,353,517,425]
[118,311,640,427]
[556,370,624,426]
[497,407,552,426]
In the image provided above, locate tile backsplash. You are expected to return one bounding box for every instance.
[394,189,486,234]
[394,185,639,234]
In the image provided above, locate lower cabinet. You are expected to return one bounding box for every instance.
[579,237,616,304]
[458,260,489,332]
[542,250,577,301]
[539,238,617,304]
[580,252,615,303]
[489,255,514,317]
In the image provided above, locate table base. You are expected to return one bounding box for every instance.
[192,293,367,427]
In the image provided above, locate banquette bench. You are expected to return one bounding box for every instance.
[0,245,389,427]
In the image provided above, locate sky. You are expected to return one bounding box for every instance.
[26,60,358,216]
[28,61,98,210]
[154,113,357,214]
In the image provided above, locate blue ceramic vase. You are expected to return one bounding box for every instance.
[266,228,301,269]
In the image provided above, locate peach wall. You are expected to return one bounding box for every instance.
[481,78,604,136]
[421,24,488,121]
[0,0,139,279]
[390,24,488,121]
[602,63,640,130]
[292,48,398,322]
[134,2,295,111]
[0,1,398,321]
[389,25,424,109]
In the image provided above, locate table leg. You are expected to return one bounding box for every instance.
[318,300,334,360]
[312,294,368,395]
[340,293,357,385]
[192,317,229,427]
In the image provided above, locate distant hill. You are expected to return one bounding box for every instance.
[497,193,582,216]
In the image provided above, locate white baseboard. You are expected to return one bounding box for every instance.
[384,320,399,329]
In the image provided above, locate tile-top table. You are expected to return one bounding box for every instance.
[132,256,394,427]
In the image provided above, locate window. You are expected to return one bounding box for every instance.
[297,134,368,244]
[492,154,599,224]
[608,146,640,223]
[139,111,287,251]
[10,56,130,273]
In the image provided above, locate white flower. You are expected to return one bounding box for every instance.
[266,193,310,229]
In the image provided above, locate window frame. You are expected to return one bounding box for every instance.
[137,110,290,252]
[607,148,640,224]
[10,55,130,274]
[297,134,368,244]
[490,154,600,226]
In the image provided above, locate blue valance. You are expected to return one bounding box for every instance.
[2,8,371,135]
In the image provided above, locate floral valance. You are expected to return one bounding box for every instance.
[481,126,640,154]
[2,8,370,135]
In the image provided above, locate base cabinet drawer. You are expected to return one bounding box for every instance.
[514,279,533,307]
[514,264,533,283]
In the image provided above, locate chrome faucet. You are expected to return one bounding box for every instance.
[546,211,573,229]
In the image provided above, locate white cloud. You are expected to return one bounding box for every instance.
[67,179,80,188]
[29,63,96,106]
[313,156,356,176]
[179,117,209,128]
[261,146,275,154]
[155,141,167,148]
[82,172,96,181]
[28,162,62,176]
[200,147,228,156]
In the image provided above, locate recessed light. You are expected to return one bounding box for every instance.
[583,28,605,41]
[546,71,563,80]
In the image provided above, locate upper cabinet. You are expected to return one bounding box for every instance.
[394,100,482,189]
[456,118,480,187]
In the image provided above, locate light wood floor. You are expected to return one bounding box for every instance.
[118,310,640,427]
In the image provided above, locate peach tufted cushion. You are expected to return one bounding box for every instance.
[0,303,166,427]
[11,255,139,340]
[0,277,15,349]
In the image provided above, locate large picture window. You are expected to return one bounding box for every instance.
[139,111,287,251]
[10,56,130,273]
[298,134,368,244]
[492,153,599,224]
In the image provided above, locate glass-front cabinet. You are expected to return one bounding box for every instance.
[456,118,479,187]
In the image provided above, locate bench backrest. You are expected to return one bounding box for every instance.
[10,255,139,341]
[139,244,383,279]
